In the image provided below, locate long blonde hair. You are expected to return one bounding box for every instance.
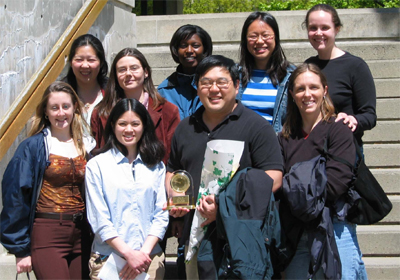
[281,63,336,139]
[29,81,89,156]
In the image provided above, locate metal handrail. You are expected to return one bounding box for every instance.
[0,0,108,160]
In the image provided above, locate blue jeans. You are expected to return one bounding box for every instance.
[285,219,368,280]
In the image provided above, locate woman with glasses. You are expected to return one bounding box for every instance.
[91,48,180,164]
[238,11,295,132]
[304,4,376,149]
[158,24,213,120]
[63,34,108,126]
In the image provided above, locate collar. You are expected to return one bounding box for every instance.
[191,101,244,128]
[166,65,196,88]
[111,147,142,164]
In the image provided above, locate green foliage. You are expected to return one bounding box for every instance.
[183,0,399,14]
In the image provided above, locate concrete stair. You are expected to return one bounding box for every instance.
[137,8,400,279]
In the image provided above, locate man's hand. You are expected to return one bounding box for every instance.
[197,194,218,227]
[162,202,190,218]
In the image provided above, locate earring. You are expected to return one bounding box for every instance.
[323,96,326,100]
[45,115,48,119]
[293,99,295,102]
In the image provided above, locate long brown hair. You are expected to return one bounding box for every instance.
[29,81,89,156]
[281,63,335,139]
[96,48,165,119]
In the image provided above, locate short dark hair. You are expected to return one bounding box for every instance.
[97,48,165,118]
[170,24,213,64]
[303,4,343,30]
[281,63,335,138]
[100,98,165,167]
[63,34,108,90]
[195,55,239,87]
[239,12,290,87]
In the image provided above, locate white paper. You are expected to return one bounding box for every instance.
[186,140,245,262]
[98,252,149,280]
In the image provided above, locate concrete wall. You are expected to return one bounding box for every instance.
[0,0,136,261]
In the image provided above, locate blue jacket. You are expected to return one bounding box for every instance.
[0,129,95,257]
[158,66,201,120]
[238,65,295,133]
[1,130,49,257]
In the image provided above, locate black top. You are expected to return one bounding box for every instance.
[306,52,377,146]
[278,118,355,203]
[168,101,284,244]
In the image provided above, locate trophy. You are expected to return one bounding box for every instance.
[167,170,195,210]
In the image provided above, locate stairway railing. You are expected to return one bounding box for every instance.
[0,0,108,160]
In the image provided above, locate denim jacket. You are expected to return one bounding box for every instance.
[238,65,295,133]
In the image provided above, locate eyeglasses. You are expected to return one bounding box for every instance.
[247,34,275,42]
[117,65,142,75]
[199,78,232,89]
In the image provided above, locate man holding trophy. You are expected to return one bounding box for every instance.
[165,55,284,279]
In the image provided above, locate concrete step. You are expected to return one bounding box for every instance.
[364,121,400,143]
[358,225,400,256]
[377,98,400,120]
[0,254,36,280]
[364,257,400,280]
[375,78,400,98]
[371,169,400,194]
[381,196,400,223]
[364,144,400,168]
[163,243,400,280]
[137,9,400,44]
[140,40,400,67]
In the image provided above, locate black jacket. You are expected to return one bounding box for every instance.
[197,168,281,279]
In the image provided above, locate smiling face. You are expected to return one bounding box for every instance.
[114,110,144,154]
[116,56,148,96]
[307,10,339,56]
[178,34,204,74]
[71,45,100,86]
[197,66,238,119]
[45,91,75,133]
[246,19,276,69]
[291,70,327,122]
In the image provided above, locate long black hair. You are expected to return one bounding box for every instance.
[100,98,165,167]
[239,12,290,87]
[63,34,108,91]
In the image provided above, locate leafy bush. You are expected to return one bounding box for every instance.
[183,0,399,14]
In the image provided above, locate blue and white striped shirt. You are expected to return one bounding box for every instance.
[241,70,278,124]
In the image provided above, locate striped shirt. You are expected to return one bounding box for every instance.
[241,70,278,124]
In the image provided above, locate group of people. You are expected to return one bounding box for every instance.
[1,4,376,280]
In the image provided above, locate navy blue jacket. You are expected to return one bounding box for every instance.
[1,130,49,257]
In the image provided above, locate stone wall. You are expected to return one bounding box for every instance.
[0,0,136,259]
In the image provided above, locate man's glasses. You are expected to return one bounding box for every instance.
[199,78,232,90]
